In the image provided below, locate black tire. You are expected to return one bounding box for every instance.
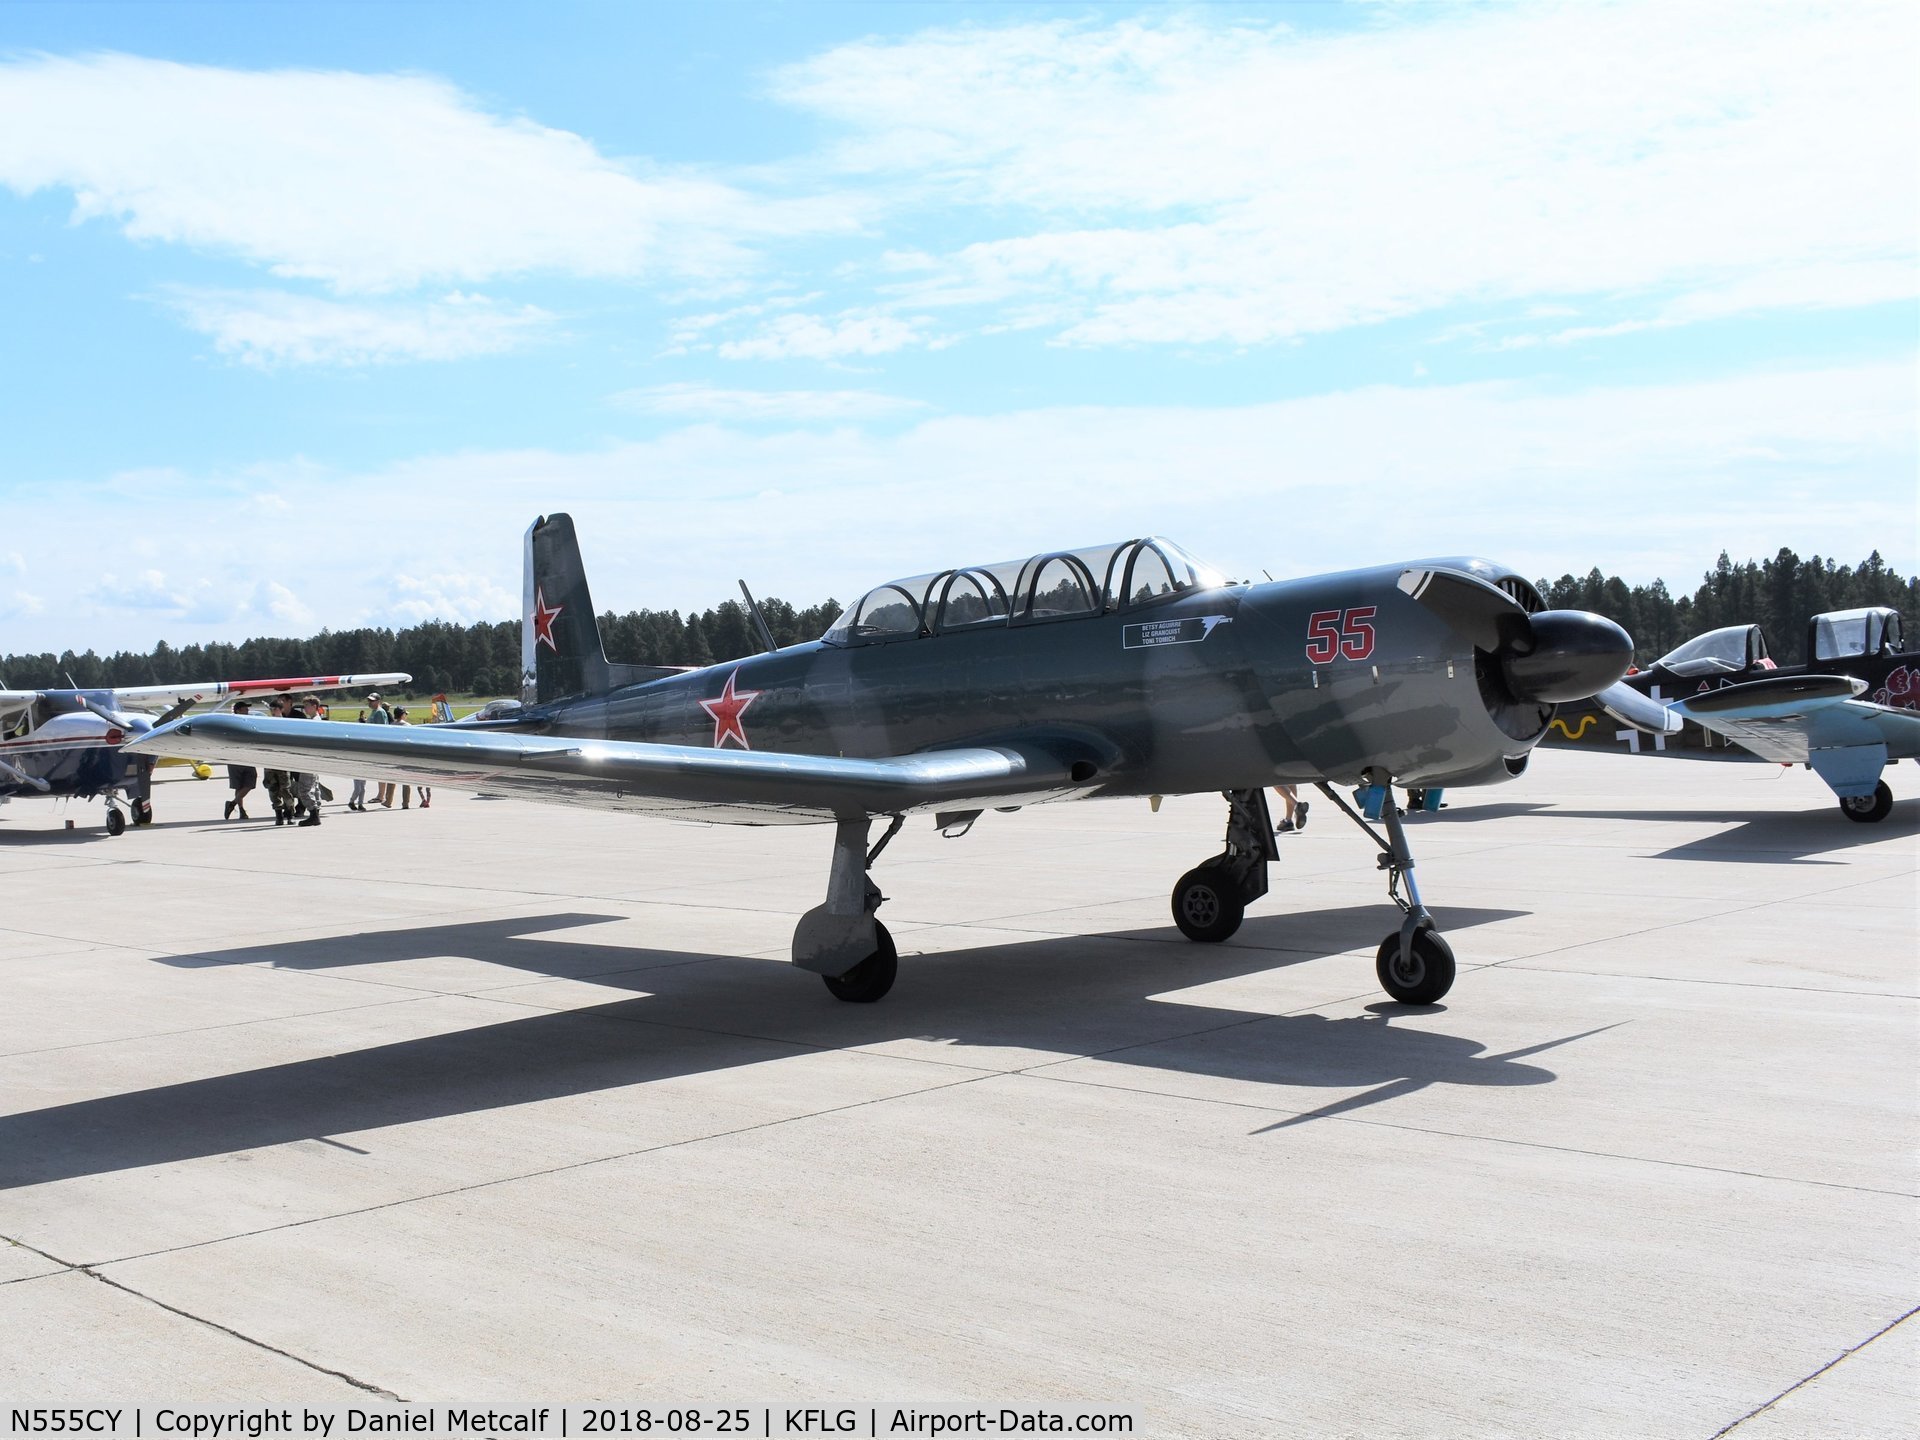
[1375,928,1456,1004]
[822,921,898,1003]
[1171,865,1246,943]
[132,800,153,826]
[1838,781,1893,824]
[104,808,127,836]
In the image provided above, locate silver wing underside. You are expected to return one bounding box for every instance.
[125,714,1089,825]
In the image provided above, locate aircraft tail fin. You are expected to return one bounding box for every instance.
[522,514,685,705]
[524,513,608,703]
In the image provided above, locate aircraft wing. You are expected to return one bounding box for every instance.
[0,690,35,724]
[105,672,412,711]
[1664,674,1920,797]
[125,714,1091,825]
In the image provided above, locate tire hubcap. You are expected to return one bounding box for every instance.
[1184,889,1219,926]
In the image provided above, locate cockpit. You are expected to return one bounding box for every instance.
[1812,607,1904,662]
[823,537,1229,646]
[1653,624,1770,677]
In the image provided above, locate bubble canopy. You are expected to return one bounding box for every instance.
[823,537,1230,646]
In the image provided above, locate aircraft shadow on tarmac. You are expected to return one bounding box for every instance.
[0,903,1633,1189]
[1511,802,1917,863]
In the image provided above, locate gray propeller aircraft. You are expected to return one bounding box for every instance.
[128,516,1632,1005]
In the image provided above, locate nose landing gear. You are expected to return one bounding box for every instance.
[1319,778,1456,1003]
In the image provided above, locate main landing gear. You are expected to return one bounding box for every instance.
[101,793,153,836]
[1165,781,1458,1005]
[1839,780,1893,824]
[795,814,905,1003]
[1170,788,1276,943]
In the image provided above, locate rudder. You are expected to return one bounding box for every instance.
[523,513,611,704]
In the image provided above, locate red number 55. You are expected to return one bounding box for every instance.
[1306,606,1377,664]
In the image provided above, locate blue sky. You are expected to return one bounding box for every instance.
[2,0,1915,654]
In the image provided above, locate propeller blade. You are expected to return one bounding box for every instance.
[73,693,141,732]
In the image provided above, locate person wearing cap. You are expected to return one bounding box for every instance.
[292,693,327,826]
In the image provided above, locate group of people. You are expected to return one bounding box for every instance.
[223,689,430,826]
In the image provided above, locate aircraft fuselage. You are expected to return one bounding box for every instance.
[525,562,1544,798]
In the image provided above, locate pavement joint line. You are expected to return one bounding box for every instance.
[1492,964,1918,999]
[1011,1070,1920,1199]
[0,992,448,1060]
[0,1232,405,1400]
[449,984,1055,1079]
[1473,893,1832,971]
[1709,1304,1920,1438]
[79,1070,1002,1271]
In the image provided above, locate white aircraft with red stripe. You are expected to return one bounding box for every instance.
[0,672,409,834]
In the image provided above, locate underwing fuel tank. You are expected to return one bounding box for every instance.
[1237,559,1631,787]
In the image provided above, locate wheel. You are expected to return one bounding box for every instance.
[1171,865,1246,943]
[1838,781,1893,824]
[822,922,898,1003]
[1375,928,1456,1004]
[104,808,127,836]
[132,799,153,826]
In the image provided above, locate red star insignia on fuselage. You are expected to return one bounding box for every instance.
[531,586,564,653]
[699,669,762,749]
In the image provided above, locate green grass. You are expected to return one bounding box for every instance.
[311,692,505,722]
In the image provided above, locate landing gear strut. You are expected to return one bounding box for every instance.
[1317,777,1457,1004]
[795,813,904,1002]
[1170,789,1277,943]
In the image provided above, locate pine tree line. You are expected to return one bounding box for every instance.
[1536,550,1916,666]
[5,548,1915,695]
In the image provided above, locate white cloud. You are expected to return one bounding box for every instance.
[0,53,848,294]
[713,311,931,361]
[378,573,518,628]
[612,383,927,422]
[12,360,1913,651]
[91,569,196,612]
[251,580,314,630]
[773,3,1919,345]
[163,287,555,367]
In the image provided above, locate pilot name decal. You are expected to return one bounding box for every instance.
[1123,615,1232,650]
[699,669,763,749]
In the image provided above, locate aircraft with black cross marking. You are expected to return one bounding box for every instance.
[129,515,1633,1005]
